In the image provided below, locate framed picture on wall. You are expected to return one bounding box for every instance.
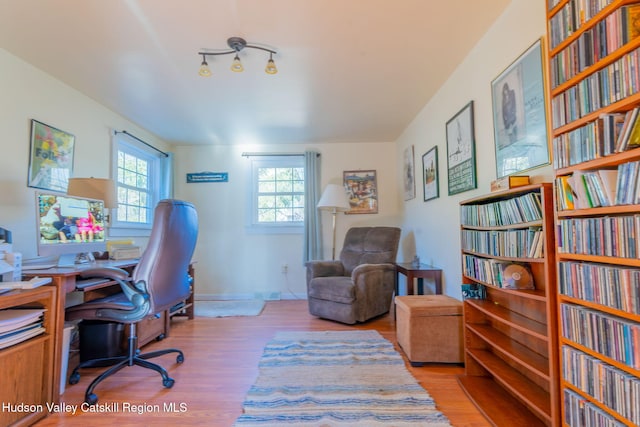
[343,170,378,214]
[491,38,549,178]
[446,101,477,195]
[422,146,439,202]
[403,145,416,201]
[28,120,75,192]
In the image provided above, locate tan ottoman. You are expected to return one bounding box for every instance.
[395,295,464,366]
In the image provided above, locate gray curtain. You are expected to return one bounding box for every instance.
[303,151,322,263]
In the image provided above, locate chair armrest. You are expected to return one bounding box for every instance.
[305,260,345,278]
[79,266,148,309]
[79,266,130,281]
[351,263,396,281]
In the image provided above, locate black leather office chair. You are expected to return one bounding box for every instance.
[66,199,198,405]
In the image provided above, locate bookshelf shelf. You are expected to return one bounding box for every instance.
[548,1,640,425]
[458,183,559,426]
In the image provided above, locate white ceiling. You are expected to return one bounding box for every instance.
[0,0,510,146]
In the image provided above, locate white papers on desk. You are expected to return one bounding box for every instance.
[0,309,46,349]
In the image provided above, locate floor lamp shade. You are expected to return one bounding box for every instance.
[317,184,350,260]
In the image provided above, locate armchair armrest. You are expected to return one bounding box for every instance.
[351,263,396,281]
[305,260,345,279]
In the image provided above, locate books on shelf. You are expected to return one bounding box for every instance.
[614,107,640,152]
[557,214,640,258]
[460,192,542,227]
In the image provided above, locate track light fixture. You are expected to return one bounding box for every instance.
[198,37,277,76]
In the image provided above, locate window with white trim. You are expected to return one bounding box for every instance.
[249,157,304,232]
[110,134,163,236]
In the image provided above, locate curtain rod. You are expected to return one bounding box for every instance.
[115,130,169,157]
[241,152,320,157]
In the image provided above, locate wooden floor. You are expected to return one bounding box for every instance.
[35,300,490,426]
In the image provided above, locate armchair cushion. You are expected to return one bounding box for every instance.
[308,276,354,304]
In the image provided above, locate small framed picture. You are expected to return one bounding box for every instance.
[422,146,439,202]
[343,170,378,214]
[28,120,75,192]
[446,101,477,195]
[403,145,416,201]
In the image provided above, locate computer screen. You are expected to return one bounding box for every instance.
[36,192,107,265]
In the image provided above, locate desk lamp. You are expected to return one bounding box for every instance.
[317,184,350,260]
[67,177,117,222]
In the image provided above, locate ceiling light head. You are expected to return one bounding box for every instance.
[265,53,278,75]
[231,54,244,72]
[198,55,212,77]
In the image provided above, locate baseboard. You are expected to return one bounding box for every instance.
[195,292,307,301]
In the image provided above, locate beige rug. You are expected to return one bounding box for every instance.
[194,300,265,317]
[234,330,452,426]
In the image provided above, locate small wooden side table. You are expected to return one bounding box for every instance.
[395,262,443,295]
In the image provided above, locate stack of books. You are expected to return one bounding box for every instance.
[0,309,46,350]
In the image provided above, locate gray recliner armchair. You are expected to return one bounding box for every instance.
[306,226,401,324]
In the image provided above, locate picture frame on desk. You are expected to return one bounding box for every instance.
[491,38,550,179]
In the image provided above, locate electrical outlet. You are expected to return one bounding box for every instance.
[281,264,288,274]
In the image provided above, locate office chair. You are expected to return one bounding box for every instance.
[66,199,198,405]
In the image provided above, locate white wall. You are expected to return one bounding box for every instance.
[0,48,400,300]
[0,49,169,259]
[2,0,553,302]
[173,142,400,300]
[396,0,553,299]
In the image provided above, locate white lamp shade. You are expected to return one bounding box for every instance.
[317,184,350,212]
[67,177,117,209]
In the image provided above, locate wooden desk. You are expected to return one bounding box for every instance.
[395,262,443,295]
[22,259,138,403]
[23,259,195,404]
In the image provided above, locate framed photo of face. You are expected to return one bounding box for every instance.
[492,39,549,178]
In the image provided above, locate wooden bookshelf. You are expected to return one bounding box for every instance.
[457,183,560,426]
[547,0,640,425]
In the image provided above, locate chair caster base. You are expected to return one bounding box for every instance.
[85,393,98,406]
[69,371,80,385]
[163,378,175,388]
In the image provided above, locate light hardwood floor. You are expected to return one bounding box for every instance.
[35,300,490,426]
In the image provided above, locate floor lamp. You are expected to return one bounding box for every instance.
[317,184,351,260]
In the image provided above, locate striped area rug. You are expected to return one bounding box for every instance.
[234,330,452,426]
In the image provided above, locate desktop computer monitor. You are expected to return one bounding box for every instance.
[36,192,107,266]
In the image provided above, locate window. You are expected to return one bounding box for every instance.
[111,133,166,236]
[249,157,305,232]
